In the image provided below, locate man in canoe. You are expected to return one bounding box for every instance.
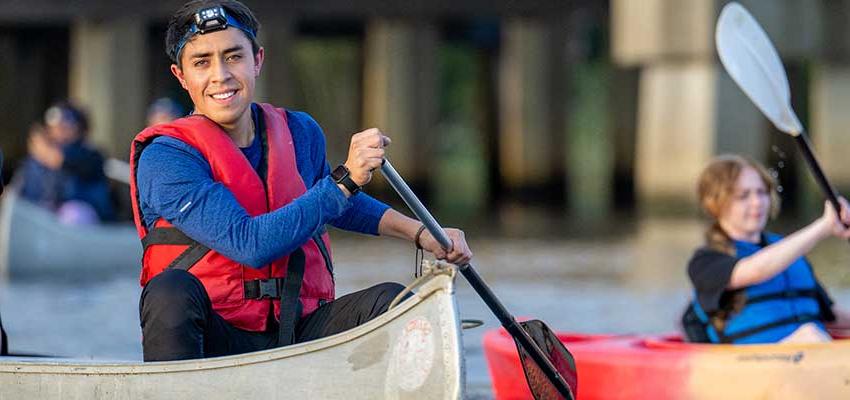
[130,0,472,361]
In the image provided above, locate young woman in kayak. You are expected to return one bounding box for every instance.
[687,154,850,344]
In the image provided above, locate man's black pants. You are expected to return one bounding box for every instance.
[0,313,7,356]
[140,269,407,362]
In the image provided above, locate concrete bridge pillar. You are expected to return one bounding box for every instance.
[498,18,559,196]
[811,1,850,199]
[811,66,850,196]
[362,19,438,186]
[634,62,766,210]
[70,18,147,159]
[611,0,821,211]
[255,16,297,108]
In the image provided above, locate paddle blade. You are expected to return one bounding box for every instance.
[515,320,578,400]
[716,2,803,135]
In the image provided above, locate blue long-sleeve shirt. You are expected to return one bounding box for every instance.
[135,106,390,268]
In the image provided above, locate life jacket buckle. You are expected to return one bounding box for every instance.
[244,278,283,300]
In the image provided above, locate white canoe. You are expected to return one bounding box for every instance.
[0,186,141,280]
[0,264,465,399]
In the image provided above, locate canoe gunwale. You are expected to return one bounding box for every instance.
[0,268,458,376]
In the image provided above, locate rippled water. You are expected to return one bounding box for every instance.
[3,217,850,399]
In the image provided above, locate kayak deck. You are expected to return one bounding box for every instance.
[485,329,850,400]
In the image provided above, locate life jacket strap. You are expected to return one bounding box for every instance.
[243,278,285,300]
[278,248,305,346]
[689,288,822,343]
[745,289,819,305]
[141,227,196,248]
[718,313,821,343]
[141,227,210,271]
[144,227,306,344]
[241,249,304,346]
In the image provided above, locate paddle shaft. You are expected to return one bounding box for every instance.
[714,3,845,227]
[380,159,575,400]
[794,132,846,228]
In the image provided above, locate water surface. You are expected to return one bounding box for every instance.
[4,217,850,398]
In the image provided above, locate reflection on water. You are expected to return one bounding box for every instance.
[2,216,850,398]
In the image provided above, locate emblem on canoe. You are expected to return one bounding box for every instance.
[386,317,435,393]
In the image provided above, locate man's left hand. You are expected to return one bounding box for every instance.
[418,228,473,265]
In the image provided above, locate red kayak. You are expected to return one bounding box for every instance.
[484,328,850,400]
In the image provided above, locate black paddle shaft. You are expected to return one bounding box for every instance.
[380,159,575,400]
[795,132,847,228]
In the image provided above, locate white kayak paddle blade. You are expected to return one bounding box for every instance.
[716,2,803,135]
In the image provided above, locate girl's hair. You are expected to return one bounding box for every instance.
[696,154,780,254]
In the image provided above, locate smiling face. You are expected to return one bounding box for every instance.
[717,166,772,242]
[170,27,263,132]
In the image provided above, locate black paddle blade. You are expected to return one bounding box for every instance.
[515,320,578,400]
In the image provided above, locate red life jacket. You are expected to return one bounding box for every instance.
[128,103,334,332]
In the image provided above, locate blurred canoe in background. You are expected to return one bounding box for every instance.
[0,185,140,282]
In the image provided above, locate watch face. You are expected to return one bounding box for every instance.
[331,165,349,181]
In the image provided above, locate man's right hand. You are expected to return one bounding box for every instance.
[344,128,391,187]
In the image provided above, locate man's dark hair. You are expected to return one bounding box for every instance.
[165,0,261,65]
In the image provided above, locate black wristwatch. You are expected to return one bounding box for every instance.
[331,164,361,195]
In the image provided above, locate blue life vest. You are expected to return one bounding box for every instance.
[691,233,824,344]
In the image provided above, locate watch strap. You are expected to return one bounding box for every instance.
[332,164,361,194]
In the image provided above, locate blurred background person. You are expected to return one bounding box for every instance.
[145,97,185,127]
[17,102,114,224]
